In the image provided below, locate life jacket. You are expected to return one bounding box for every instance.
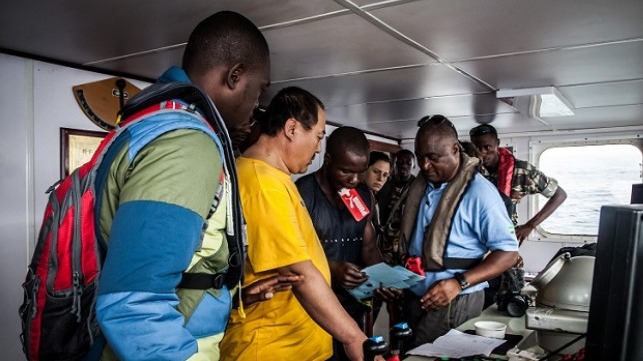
[496,147,515,198]
[400,153,481,271]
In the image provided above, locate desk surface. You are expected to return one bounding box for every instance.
[404,306,537,360]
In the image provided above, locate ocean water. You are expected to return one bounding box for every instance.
[537,144,642,235]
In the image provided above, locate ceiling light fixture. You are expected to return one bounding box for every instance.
[497,86,574,118]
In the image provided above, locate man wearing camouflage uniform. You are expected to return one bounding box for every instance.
[469,124,567,243]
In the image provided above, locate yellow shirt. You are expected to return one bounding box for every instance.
[220,157,333,361]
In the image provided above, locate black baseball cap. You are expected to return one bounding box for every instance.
[469,123,497,137]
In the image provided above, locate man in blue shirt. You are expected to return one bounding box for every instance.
[400,115,519,347]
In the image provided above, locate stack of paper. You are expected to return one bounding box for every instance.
[347,262,425,300]
[406,329,507,358]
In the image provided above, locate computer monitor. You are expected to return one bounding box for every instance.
[632,183,643,204]
[585,205,643,361]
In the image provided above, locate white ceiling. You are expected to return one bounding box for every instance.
[2,0,642,141]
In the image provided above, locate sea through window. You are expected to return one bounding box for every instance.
[537,144,642,236]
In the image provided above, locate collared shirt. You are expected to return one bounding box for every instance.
[408,173,518,296]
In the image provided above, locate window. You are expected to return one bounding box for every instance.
[537,144,642,236]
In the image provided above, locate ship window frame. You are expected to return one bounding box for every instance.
[530,137,643,242]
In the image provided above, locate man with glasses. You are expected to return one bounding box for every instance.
[469,123,567,242]
[399,115,519,346]
[221,89,374,361]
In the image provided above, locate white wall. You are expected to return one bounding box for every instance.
[30,62,150,225]
[0,54,149,360]
[0,53,32,361]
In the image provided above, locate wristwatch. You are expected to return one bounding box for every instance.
[453,272,470,290]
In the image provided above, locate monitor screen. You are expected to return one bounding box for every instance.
[585,205,643,361]
[632,183,643,204]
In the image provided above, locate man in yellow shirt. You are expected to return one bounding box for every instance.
[221,87,371,361]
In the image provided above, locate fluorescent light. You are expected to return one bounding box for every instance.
[497,86,574,117]
[538,92,574,117]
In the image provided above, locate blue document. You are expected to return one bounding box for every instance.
[347,262,425,300]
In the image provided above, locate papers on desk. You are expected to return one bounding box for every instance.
[406,329,507,358]
[347,262,425,300]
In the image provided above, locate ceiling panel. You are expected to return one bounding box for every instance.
[262,63,487,107]
[1,1,642,140]
[1,2,211,63]
[366,112,552,140]
[324,93,517,134]
[263,12,434,81]
[371,0,643,61]
[455,40,643,90]
[544,104,643,131]
[96,48,184,80]
[351,0,415,7]
[560,80,643,109]
[450,113,555,137]
[0,0,346,64]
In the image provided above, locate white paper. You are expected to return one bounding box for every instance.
[406,329,506,358]
[347,262,425,299]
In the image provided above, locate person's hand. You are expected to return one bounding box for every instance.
[419,278,461,311]
[375,287,403,303]
[344,337,387,361]
[242,274,304,307]
[515,223,535,243]
[329,261,368,288]
[343,334,368,361]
